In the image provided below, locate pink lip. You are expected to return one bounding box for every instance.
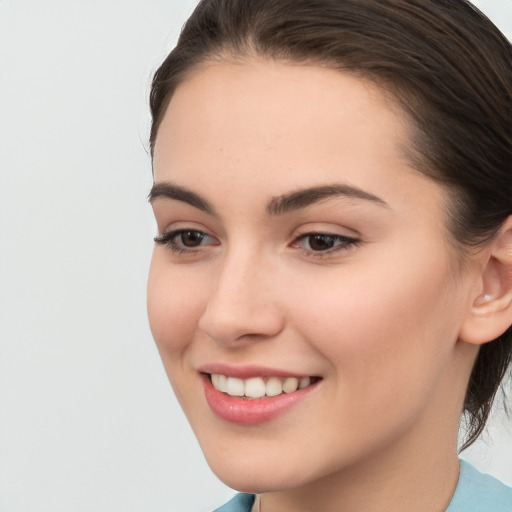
[200,371,320,425]
[199,363,309,379]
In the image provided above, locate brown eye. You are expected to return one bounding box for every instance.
[293,232,360,256]
[307,234,337,251]
[178,230,206,247]
[154,229,216,253]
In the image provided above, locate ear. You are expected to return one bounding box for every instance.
[459,216,512,345]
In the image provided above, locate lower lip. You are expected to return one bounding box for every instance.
[202,374,319,425]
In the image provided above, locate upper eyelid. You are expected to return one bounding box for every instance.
[157,222,217,237]
[154,224,361,249]
[292,232,360,247]
[294,230,358,239]
[291,229,360,248]
[158,228,214,240]
[156,227,359,239]
[157,228,357,240]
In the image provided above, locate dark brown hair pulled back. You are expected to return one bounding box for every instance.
[149,0,512,449]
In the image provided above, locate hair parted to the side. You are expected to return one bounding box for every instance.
[149,0,512,449]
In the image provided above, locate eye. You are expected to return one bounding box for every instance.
[174,230,207,247]
[154,229,216,253]
[293,233,359,256]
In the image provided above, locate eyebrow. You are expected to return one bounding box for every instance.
[148,181,388,215]
[266,184,388,215]
[148,181,214,214]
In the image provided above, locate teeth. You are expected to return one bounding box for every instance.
[266,377,283,397]
[244,377,266,398]
[226,377,245,397]
[211,373,227,393]
[282,377,299,393]
[211,374,315,398]
[299,377,311,389]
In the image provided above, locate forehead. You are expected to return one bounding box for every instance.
[154,59,409,178]
[152,58,452,235]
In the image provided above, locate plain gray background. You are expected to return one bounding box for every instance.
[0,1,511,511]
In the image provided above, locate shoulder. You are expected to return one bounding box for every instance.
[212,493,256,512]
[447,460,512,512]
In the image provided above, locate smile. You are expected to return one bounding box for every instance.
[210,374,316,399]
[202,371,321,425]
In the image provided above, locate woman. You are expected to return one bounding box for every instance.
[147,0,512,510]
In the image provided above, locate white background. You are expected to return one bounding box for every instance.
[0,1,511,511]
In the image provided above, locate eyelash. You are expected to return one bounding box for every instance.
[154,229,360,258]
[153,229,215,254]
[293,233,360,258]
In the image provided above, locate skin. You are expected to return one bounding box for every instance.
[148,59,489,512]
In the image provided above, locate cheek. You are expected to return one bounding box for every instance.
[147,253,206,354]
[285,260,463,450]
[289,251,461,399]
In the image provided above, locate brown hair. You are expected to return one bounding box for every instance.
[149,0,512,449]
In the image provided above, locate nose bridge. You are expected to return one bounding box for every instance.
[217,248,261,303]
[198,243,283,344]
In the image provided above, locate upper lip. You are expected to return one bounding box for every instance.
[198,363,314,379]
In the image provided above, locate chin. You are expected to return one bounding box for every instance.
[200,439,326,494]
[208,459,305,494]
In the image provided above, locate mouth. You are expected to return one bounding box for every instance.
[201,370,322,425]
[209,373,321,399]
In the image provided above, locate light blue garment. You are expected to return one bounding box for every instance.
[213,493,255,512]
[447,460,512,511]
[213,460,512,512]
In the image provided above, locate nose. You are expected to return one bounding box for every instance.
[198,250,284,346]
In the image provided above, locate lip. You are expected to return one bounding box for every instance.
[199,363,310,379]
[200,369,320,425]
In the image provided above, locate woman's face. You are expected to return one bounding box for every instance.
[148,59,479,492]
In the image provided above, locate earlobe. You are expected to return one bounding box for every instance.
[459,216,512,346]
